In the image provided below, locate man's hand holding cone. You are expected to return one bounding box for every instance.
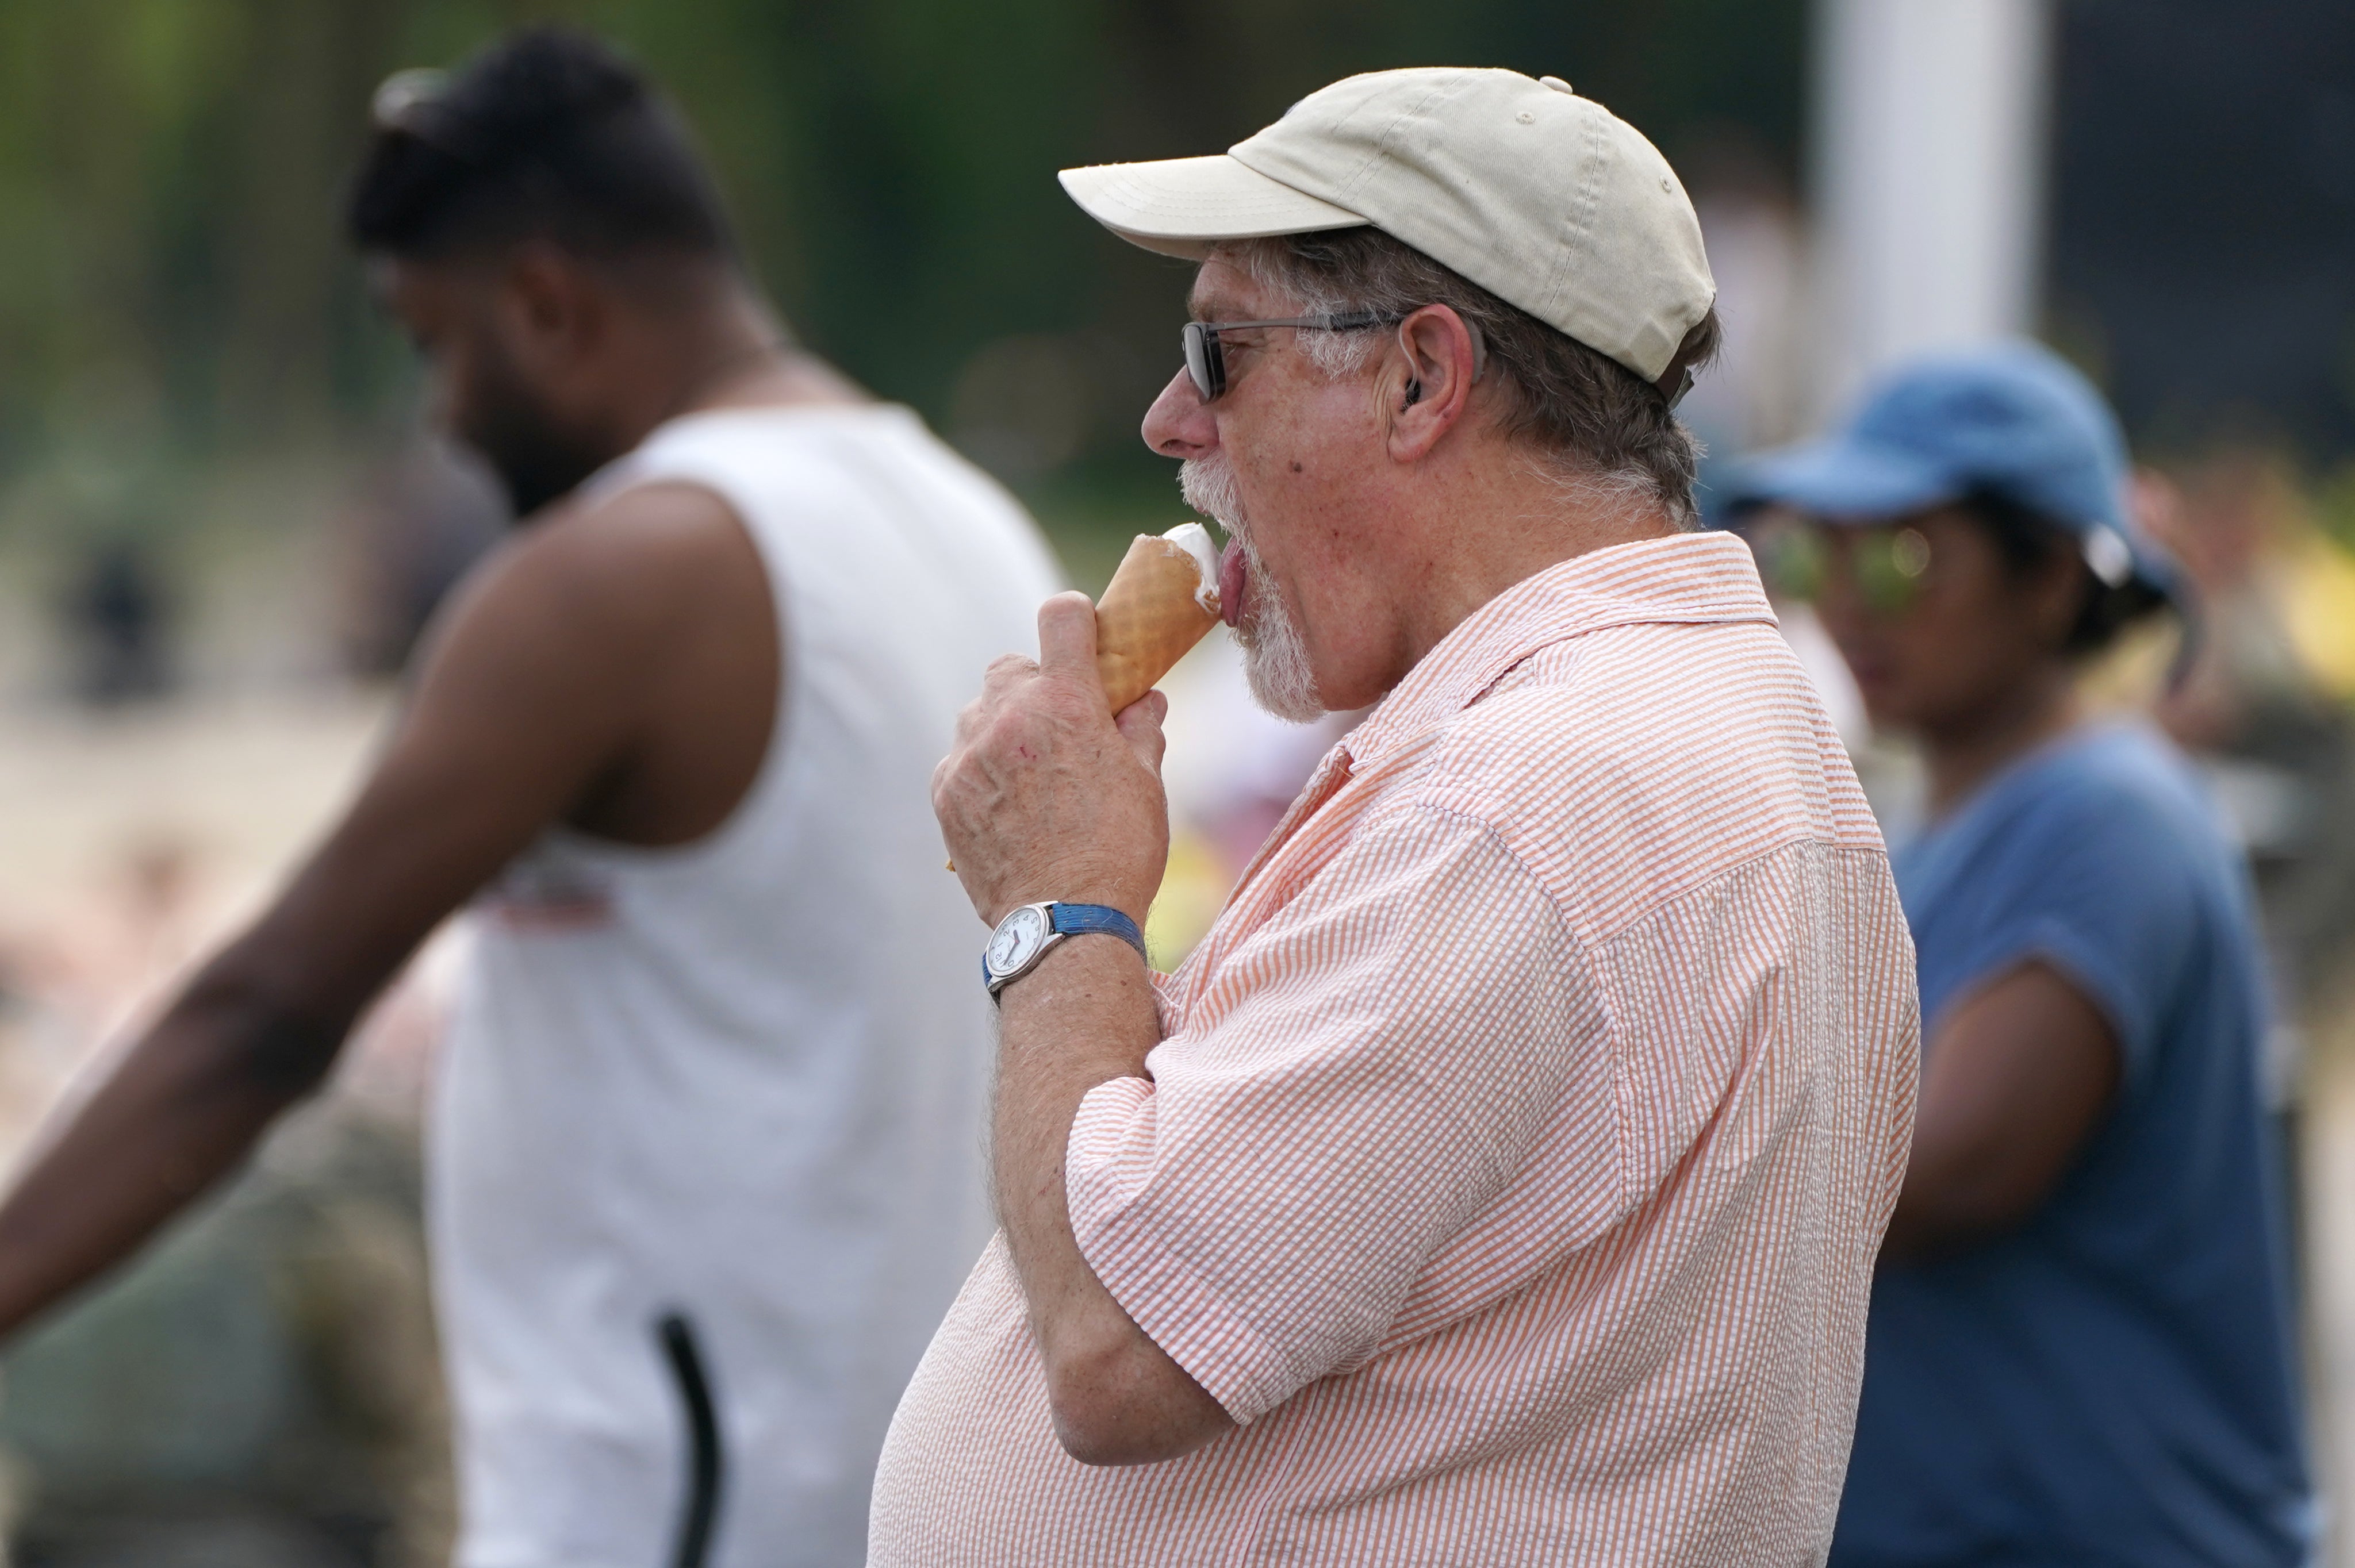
[945,523,1218,873]
[933,592,1172,922]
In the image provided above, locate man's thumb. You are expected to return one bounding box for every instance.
[1035,591,1102,685]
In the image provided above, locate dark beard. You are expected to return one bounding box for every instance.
[458,352,617,520]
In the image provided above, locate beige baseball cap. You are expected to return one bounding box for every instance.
[1059,67,1716,390]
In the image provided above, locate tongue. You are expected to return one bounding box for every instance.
[1218,540,1248,627]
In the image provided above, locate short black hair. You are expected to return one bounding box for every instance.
[1962,489,2168,655]
[347,27,735,263]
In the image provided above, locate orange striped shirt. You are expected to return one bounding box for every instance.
[870,531,1919,1566]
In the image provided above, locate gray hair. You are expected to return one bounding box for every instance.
[1217,230,1720,527]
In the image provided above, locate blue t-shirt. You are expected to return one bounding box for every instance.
[1830,723,2312,1567]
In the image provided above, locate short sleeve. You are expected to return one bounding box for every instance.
[1063,804,1602,1424]
[1935,782,2203,1086]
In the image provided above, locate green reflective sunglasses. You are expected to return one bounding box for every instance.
[1758,525,1936,615]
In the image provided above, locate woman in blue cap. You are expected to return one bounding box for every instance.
[1729,342,2311,1566]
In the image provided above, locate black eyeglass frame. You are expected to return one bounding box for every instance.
[1181,311,1402,402]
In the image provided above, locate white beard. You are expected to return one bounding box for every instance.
[1180,455,1325,722]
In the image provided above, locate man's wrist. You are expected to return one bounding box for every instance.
[994,932,1159,1042]
[1021,925,1146,990]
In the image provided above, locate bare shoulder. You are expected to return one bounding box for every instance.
[539,479,754,577]
[408,479,780,845]
[470,481,757,637]
[414,482,762,700]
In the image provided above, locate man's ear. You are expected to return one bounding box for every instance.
[1383,304,1481,463]
[498,243,604,372]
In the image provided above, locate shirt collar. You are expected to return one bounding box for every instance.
[1342,530,1776,769]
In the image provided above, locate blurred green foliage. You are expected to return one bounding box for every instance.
[0,0,1806,530]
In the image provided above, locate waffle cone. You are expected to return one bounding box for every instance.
[1095,534,1220,713]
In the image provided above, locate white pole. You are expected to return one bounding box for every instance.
[1811,0,2053,420]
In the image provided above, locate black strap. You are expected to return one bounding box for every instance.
[657,1312,725,1568]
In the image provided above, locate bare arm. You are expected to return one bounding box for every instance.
[994,936,1232,1464]
[933,594,1233,1466]
[1880,959,2120,1263]
[0,485,751,1338]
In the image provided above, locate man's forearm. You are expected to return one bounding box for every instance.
[0,963,341,1338]
[994,936,1158,1313]
[994,936,1233,1465]
[930,601,1222,1460]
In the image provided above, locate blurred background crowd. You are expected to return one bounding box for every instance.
[0,0,2353,1563]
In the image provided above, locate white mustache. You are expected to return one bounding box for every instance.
[1177,453,1322,722]
[1179,454,1245,538]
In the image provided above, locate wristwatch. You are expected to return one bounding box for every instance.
[983,902,1147,999]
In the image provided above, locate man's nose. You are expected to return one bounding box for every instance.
[1141,367,1215,460]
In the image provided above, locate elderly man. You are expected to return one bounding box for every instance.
[876,68,1918,1565]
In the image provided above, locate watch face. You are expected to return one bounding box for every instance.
[988,905,1049,975]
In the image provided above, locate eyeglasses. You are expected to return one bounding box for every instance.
[1181,311,1400,401]
[1757,524,1936,615]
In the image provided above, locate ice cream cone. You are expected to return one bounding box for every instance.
[1095,526,1221,713]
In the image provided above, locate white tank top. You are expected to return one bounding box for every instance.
[431,405,1058,1568]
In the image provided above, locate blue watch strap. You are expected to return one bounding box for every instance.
[1048,902,1148,963]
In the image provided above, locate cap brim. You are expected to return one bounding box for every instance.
[1058,155,1368,260]
[1724,438,1962,524]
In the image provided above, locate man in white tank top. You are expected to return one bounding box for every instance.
[0,29,1056,1568]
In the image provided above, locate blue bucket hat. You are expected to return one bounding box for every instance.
[1723,341,2179,602]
